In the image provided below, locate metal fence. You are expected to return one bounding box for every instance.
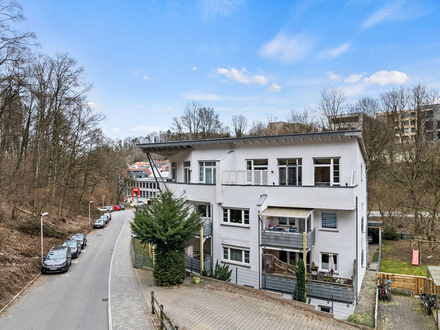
[132,238,154,269]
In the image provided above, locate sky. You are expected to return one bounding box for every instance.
[17,0,440,139]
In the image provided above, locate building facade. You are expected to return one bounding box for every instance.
[137,130,368,319]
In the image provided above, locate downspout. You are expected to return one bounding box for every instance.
[355,196,359,305]
[258,210,261,289]
[200,225,204,274]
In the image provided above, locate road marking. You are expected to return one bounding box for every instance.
[74,261,78,264]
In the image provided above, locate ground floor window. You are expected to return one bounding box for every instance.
[222,246,250,265]
[318,305,332,313]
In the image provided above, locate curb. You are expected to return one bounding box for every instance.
[0,273,41,315]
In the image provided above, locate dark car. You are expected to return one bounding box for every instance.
[62,239,81,258]
[119,204,125,210]
[94,219,105,228]
[100,215,109,224]
[71,233,87,249]
[41,246,72,274]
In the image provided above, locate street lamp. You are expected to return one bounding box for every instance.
[89,201,93,228]
[40,212,48,265]
[102,195,106,209]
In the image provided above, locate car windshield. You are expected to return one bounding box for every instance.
[96,220,103,223]
[47,250,66,259]
[63,241,77,248]
[72,235,83,240]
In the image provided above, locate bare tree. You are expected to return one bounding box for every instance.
[248,120,266,136]
[231,114,247,137]
[318,87,346,131]
[284,109,320,134]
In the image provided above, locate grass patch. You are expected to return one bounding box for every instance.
[372,251,379,262]
[380,259,427,276]
[347,313,374,328]
[381,240,395,253]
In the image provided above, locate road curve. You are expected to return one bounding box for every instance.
[0,209,131,330]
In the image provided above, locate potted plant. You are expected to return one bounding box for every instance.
[193,276,200,284]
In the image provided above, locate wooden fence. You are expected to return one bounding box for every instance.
[377,272,434,295]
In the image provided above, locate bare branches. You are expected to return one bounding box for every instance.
[231,114,247,137]
[318,87,346,131]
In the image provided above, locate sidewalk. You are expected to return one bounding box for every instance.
[136,268,365,330]
[109,215,154,330]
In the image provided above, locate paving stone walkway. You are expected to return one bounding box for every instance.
[377,294,436,330]
[110,215,154,330]
[136,268,363,330]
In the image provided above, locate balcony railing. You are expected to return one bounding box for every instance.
[222,170,268,185]
[185,255,213,274]
[194,217,212,237]
[261,228,315,250]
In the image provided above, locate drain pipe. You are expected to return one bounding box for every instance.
[355,196,358,305]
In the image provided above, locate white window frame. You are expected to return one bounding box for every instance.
[320,252,338,273]
[313,158,340,186]
[183,161,191,183]
[222,246,250,266]
[246,159,268,185]
[222,208,250,226]
[278,158,302,186]
[199,161,216,184]
[320,212,338,231]
[171,162,177,180]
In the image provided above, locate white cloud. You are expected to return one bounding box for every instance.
[259,32,315,64]
[217,67,268,85]
[158,106,172,112]
[345,73,364,83]
[317,43,351,60]
[182,91,220,101]
[193,66,197,70]
[129,125,162,135]
[363,70,410,85]
[134,68,143,75]
[326,71,341,81]
[143,76,150,80]
[201,0,246,21]
[109,128,122,136]
[87,102,102,110]
[361,1,431,30]
[268,82,282,92]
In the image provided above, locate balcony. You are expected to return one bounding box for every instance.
[222,170,268,185]
[262,228,315,250]
[185,255,213,274]
[194,217,212,237]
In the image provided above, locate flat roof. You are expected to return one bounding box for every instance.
[136,130,369,167]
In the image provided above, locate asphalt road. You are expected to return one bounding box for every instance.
[0,209,132,330]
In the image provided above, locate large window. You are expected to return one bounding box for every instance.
[184,161,191,183]
[199,161,216,184]
[223,246,250,265]
[223,208,249,225]
[321,212,337,230]
[314,158,340,186]
[246,159,268,184]
[321,253,338,271]
[278,158,302,186]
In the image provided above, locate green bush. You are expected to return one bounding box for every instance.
[383,223,399,240]
[292,260,307,303]
[347,313,374,328]
[153,250,186,286]
[203,261,232,282]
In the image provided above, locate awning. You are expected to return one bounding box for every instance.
[260,207,313,218]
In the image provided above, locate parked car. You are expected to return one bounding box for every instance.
[113,205,121,211]
[107,206,114,212]
[41,246,72,274]
[104,212,112,221]
[71,233,87,248]
[62,239,81,258]
[368,234,374,244]
[119,204,125,210]
[99,215,109,224]
[93,219,105,229]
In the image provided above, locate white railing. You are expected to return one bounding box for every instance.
[222,170,268,185]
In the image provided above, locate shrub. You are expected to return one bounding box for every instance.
[347,313,374,328]
[383,223,399,240]
[153,250,186,286]
[292,260,307,303]
[203,261,232,282]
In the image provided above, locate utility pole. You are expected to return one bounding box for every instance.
[89,201,93,228]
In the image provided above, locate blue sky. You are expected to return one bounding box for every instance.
[18,0,440,139]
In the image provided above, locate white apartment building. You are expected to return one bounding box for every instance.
[137,130,368,319]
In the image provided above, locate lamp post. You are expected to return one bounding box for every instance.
[102,195,106,209]
[40,212,48,265]
[89,201,93,228]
